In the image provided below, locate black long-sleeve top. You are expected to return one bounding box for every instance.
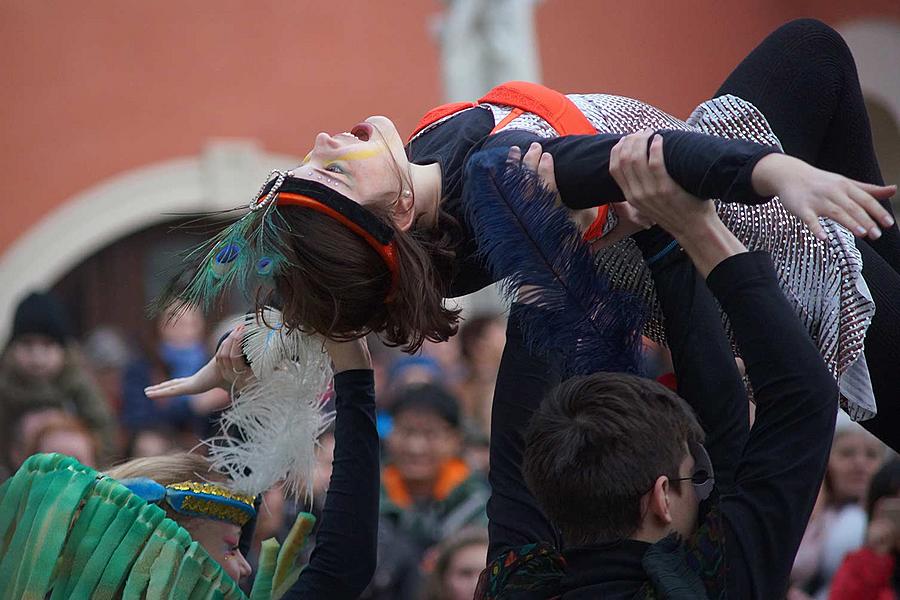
[405,105,778,296]
[284,369,379,599]
[488,251,838,599]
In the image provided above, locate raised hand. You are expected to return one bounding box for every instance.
[144,324,253,399]
[609,130,718,236]
[610,130,747,276]
[508,142,654,247]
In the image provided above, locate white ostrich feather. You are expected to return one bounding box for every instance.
[205,345,334,499]
[240,307,311,378]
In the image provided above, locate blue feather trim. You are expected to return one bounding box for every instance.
[463,148,646,375]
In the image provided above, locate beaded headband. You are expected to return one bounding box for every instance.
[253,172,400,297]
[120,477,257,527]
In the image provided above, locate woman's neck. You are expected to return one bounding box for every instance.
[409,162,443,228]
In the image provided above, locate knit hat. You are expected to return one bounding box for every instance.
[390,383,460,429]
[10,291,72,346]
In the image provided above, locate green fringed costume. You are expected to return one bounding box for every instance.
[0,453,313,599]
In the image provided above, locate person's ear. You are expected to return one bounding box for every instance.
[647,475,673,526]
[392,189,416,231]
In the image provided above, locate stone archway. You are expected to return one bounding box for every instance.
[838,19,900,206]
[0,140,298,341]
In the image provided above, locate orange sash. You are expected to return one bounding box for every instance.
[408,81,610,239]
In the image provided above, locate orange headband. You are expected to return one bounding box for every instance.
[274,192,400,298]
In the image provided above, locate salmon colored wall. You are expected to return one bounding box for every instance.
[537,0,900,115]
[2,0,899,255]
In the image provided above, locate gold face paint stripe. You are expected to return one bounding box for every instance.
[332,147,384,161]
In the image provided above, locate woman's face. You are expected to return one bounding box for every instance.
[187,519,252,583]
[295,116,411,214]
[442,542,488,600]
[829,431,884,504]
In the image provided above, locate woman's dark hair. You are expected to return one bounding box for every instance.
[269,202,460,353]
[523,372,704,545]
[865,459,900,519]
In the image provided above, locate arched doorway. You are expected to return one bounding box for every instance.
[0,141,298,341]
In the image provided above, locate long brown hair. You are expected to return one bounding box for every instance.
[268,200,459,353]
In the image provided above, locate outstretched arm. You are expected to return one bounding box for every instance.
[284,339,379,599]
[484,128,894,243]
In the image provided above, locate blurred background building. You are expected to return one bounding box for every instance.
[1,0,899,339]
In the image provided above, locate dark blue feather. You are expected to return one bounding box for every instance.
[463,148,646,375]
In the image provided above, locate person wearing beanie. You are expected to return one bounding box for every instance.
[0,291,115,471]
[368,383,488,599]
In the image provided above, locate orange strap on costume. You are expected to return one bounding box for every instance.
[408,81,610,239]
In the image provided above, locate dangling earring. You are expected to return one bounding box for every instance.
[402,189,412,198]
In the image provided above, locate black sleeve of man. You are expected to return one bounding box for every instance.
[634,229,749,494]
[706,251,838,600]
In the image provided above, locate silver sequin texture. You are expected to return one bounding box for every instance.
[484,93,876,420]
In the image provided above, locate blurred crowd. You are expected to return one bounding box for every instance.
[2,288,898,600]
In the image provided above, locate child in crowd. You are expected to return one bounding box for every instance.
[421,527,489,600]
[0,291,114,471]
[29,414,99,469]
[381,383,489,554]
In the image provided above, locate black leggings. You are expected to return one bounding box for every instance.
[714,19,900,450]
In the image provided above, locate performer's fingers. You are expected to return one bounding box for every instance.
[216,327,240,375]
[610,138,631,197]
[229,325,250,372]
[630,133,658,193]
[507,146,522,166]
[845,182,894,230]
[618,134,648,200]
[852,180,897,202]
[522,142,543,172]
[144,378,188,397]
[537,152,558,193]
[841,186,882,238]
[647,135,668,183]
[800,210,829,242]
[624,130,655,198]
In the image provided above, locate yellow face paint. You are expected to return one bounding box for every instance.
[300,152,312,165]
[332,147,385,162]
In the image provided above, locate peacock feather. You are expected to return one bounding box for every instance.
[153,193,295,321]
